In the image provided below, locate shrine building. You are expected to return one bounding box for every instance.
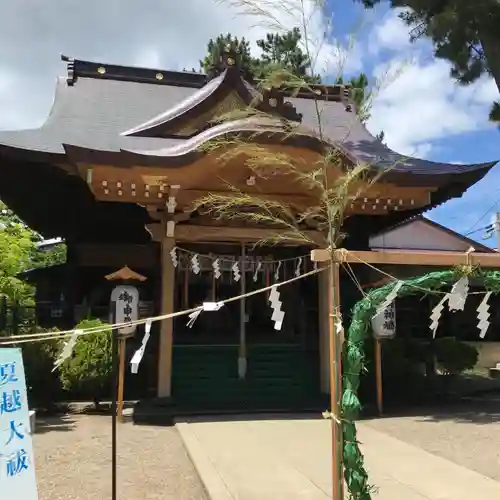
[0,52,496,416]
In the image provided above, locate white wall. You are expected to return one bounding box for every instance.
[370,219,476,252]
[467,342,500,370]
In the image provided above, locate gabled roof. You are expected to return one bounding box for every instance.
[370,215,495,253]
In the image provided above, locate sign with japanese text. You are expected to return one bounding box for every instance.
[0,348,38,499]
[110,285,139,338]
[371,301,396,339]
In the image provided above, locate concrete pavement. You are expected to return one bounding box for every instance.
[176,415,500,500]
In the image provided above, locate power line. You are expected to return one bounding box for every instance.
[464,199,500,235]
[464,223,494,237]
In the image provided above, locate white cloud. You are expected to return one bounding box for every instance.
[369,8,414,55]
[365,11,498,158]
[0,0,362,130]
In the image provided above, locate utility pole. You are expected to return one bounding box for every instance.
[482,213,500,249]
[496,213,500,252]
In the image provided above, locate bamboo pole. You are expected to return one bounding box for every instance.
[117,338,126,422]
[328,262,344,500]
[374,338,383,416]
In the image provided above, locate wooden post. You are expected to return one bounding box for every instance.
[117,338,127,422]
[328,262,344,500]
[238,243,247,379]
[374,338,383,416]
[157,236,175,397]
[106,266,147,424]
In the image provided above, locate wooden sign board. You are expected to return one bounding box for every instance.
[0,348,39,499]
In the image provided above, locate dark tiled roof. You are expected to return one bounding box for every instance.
[0,76,197,154]
[0,57,496,186]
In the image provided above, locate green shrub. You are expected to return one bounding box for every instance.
[434,337,479,375]
[18,327,62,410]
[58,319,112,407]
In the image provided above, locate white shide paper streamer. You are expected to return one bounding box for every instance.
[269,285,285,330]
[274,261,281,282]
[448,276,469,311]
[295,257,302,278]
[212,259,221,279]
[253,261,262,282]
[186,302,224,328]
[130,320,152,374]
[191,254,201,274]
[430,294,450,338]
[232,261,241,282]
[170,247,178,268]
[477,292,492,339]
[53,329,82,371]
[373,281,403,318]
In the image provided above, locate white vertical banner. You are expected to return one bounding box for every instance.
[110,285,139,337]
[371,302,396,339]
[0,348,39,499]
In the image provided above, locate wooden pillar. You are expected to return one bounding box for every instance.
[318,262,330,393]
[328,262,344,500]
[157,236,175,398]
[64,239,77,329]
[238,244,247,379]
[374,338,384,416]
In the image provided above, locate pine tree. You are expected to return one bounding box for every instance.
[355,0,500,122]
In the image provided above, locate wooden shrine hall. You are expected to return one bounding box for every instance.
[0,51,497,416]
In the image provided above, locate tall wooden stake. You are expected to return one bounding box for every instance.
[117,339,126,422]
[374,338,384,416]
[111,307,118,500]
[328,262,344,500]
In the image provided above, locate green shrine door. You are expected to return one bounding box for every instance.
[170,245,323,412]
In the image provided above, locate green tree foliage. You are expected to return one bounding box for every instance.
[356,0,500,122]
[0,201,66,304]
[200,29,320,83]
[337,73,371,122]
[337,72,385,141]
[20,327,62,409]
[200,33,256,81]
[58,318,112,408]
[254,28,320,83]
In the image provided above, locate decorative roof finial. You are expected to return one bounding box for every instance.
[61,54,76,86]
[207,41,240,81]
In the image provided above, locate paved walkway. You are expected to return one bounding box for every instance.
[176,415,500,500]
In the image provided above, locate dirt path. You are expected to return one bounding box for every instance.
[34,414,207,500]
[363,399,500,481]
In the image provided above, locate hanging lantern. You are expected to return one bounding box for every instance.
[110,285,140,338]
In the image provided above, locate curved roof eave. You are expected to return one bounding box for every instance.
[121,67,260,138]
[121,71,229,137]
[0,140,64,163]
[63,118,498,190]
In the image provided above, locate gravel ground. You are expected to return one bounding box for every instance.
[34,414,208,500]
[363,399,500,481]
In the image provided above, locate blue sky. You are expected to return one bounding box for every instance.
[326,0,500,246]
[0,0,499,245]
